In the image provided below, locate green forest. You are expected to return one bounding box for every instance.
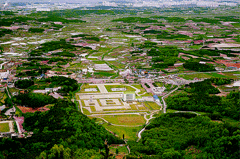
[166,80,240,120]
[13,93,57,108]
[0,100,123,159]
[128,113,239,159]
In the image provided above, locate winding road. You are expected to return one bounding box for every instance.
[162,86,180,114]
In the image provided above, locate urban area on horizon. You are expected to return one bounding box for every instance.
[0,2,239,159]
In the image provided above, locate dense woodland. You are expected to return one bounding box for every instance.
[13,93,57,108]
[29,39,77,56]
[128,113,239,159]
[183,61,216,72]
[112,17,158,23]
[0,6,239,159]
[43,76,78,93]
[166,80,239,120]
[0,100,123,159]
[16,76,79,93]
[0,29,12,37]
[15,79,34,89]
[147,46,179,69]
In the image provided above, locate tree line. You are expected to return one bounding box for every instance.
[0,100,124,158]
[128,113,239,159]
[166,79,239,120]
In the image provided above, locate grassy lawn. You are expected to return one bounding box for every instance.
[138,106,147,110]
[167,109,208,115]
[130,104,138,110]
[90,106,96,112]
[209,73,231,78]
[189,45,202,49]
[102,114,146,126]
[0,123,10,132]
[92,60,106,64]
[141,92,153,97]
[108,61,126,69]
[219,72,240,79]
[92,52,105,56]
[69,62,87,69]
[167,109,178,113]
[82,108,91,115]
[144,102,161,110]
[131,84,142,90]
[109,145,129,155]
[179,72,239,80]
[1,94,7,104]
[222,117,240,128]
[15,106,23,117]
[8,88,19,94]
[75,95,80,100]
[179,73,213,80]
[132,84,147,94]
[79,84,100,93]
[94,71,116,77]
[105,85,136,92]
[194,111,208,115]
[219,85,239,92]
[80,100,86,107]
[103,108,127,111]
[154,82,164,87]
[103,123,142,141]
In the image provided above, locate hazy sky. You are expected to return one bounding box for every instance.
[1,0,240,3]
[1,0,105,3]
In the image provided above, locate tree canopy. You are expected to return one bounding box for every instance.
[129,113,240,159]
[0,100,123,158]
[15,79,34,89]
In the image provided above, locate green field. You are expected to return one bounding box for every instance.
[131,84,147,94]
[94,71,116,77]
[144,102,161,110]
[0,123,10,132]
[179,73,215,80]
[179,72,240,80]
[105,85,136,92]
[103,123,142,140]
[82,108,91,115]
[79,84,100,93]
[141,92,153,97]
[92,60,106,64]
[102,114,146,126]
[109,145,129,155]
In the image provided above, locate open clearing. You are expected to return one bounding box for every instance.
[105,85,136,92]
[0,123,10,132]
[179,72,240,80]
[102,114,146,126]
[103,123,142,140]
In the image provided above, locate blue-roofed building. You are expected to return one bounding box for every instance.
[153,95,160,102]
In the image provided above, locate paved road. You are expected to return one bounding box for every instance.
[4,107,15,116]
[136,118,153,142]
[162,86,179,114]
[137,112,156,142]
[174,111,201,115]
[97,85,108,93]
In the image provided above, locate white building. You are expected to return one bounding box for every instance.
[85,88,98,92]
[111,88,126,91]
[0,70,10,79]
[123,92,135,102]
[119,69,132,77]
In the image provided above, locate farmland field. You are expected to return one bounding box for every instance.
[0,123,10,132]
[102,114,146,126]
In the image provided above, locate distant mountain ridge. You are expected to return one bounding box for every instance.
[1,0,239,4]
